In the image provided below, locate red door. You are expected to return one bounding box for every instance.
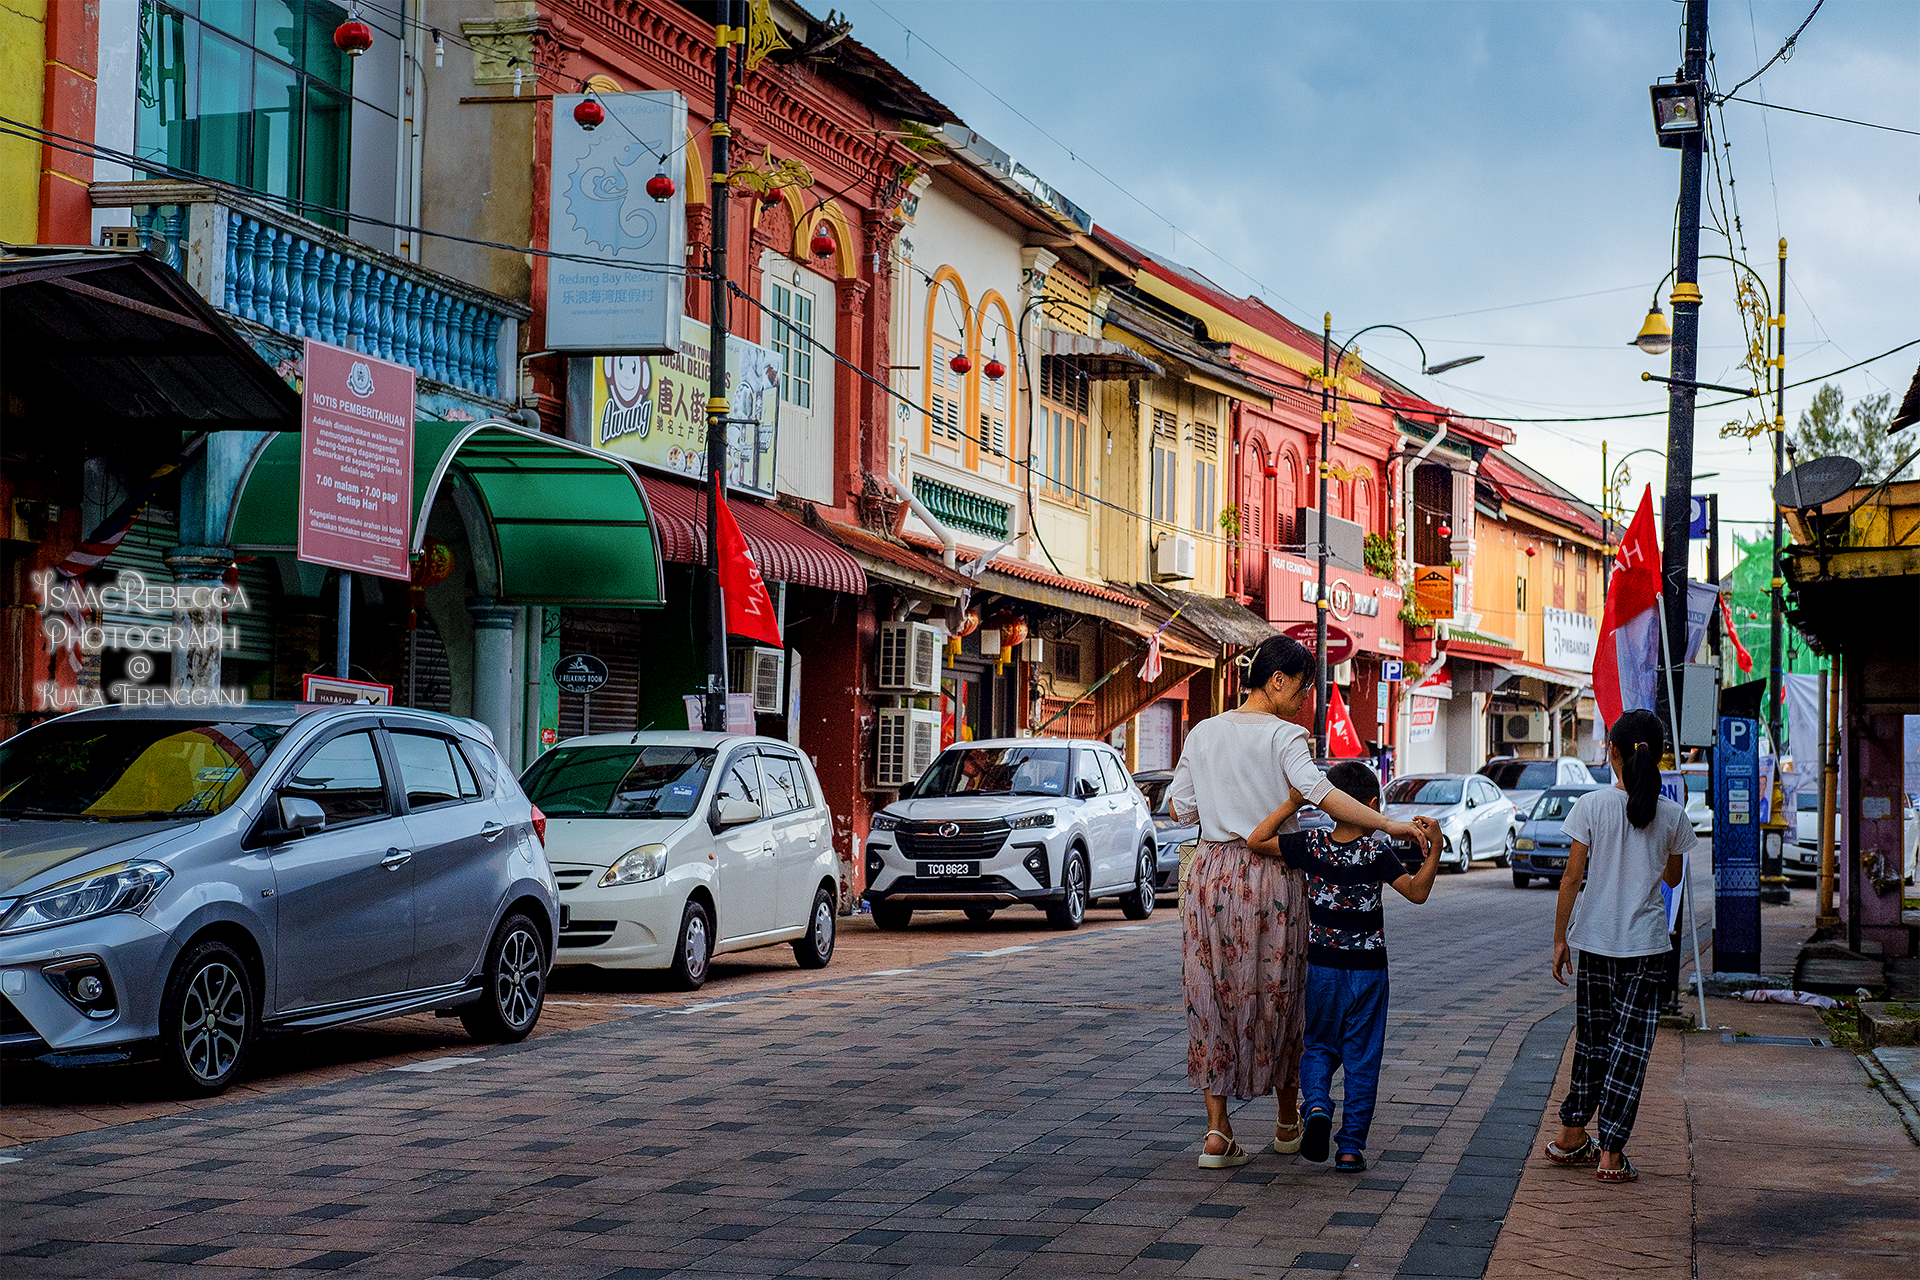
[1240,435,1269,604]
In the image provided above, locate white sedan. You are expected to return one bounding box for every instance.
[520,732,839,989]
[1382,773,1520,872]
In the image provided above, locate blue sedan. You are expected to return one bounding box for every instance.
[1512,785,1601,888]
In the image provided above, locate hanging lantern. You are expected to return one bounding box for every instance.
[1525,545,1537,557]
[573,96,606,131]
[646,166,677,202]
[1437,522,1452,538]
[1263,461,1278,478]
[810,224,835,259]
[983,358,1006,381]
[986,613,1028,653]
[954,607,981,638]
[759,186,785,206]
[949,353,972,376]
[333,9,374,57]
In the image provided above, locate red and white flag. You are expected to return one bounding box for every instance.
[713,478,781,648]
[1137,632,1163,683]
[1593,485,1663,729]
[1326,681,1365,758]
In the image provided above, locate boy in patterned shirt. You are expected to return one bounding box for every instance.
[1250,760,1440,1171]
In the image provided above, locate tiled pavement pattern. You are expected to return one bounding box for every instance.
[1,873,1581,1279]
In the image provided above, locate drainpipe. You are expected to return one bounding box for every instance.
[889,473,955,568]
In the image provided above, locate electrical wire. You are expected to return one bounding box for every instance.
[1715,96,1920,137]
[1716,0,1824,103]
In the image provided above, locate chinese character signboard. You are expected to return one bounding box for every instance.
[546,91,687,353]
[299,339,414,581]
[572,317,781,498]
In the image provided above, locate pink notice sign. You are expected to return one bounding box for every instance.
[298,339,415,580]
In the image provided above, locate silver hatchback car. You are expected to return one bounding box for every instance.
[0,704,557,1095]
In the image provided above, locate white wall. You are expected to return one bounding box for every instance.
[90,0,140,242]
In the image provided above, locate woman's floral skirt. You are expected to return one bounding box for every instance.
[1182,837,1308,1099]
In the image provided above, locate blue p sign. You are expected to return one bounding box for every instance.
[1689,495,1711,539]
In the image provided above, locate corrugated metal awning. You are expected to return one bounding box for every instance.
[641,477,867,595]
[1041,328,1165,381]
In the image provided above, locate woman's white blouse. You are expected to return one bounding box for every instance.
[1167,710,1335,842]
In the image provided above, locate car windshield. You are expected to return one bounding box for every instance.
[1531,790,1585,821]
[1483,761,1558,791]
[908,746,1072,798]
[1137,777,1172,815]
[1385,777,1462,805]
[0,719,288,819]
[522,745,716,818]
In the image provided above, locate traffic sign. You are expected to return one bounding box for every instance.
[1382,660,1404,682]
[553,653,610,695]
[1282,621,1355,666]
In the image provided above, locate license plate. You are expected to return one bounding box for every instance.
[1535,857,1565,869]
[917,861,979,878]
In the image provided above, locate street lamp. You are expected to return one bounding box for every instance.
[1311,320,1484,757]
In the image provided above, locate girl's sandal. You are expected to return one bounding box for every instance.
[1198,1130,1251,1170]
[1595,1158,1639,1184]
[1334,1152,1367,1172]
[1272,1119,1304,1155]
[1544,1137,1601,1166]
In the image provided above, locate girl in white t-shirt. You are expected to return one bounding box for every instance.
[1546,709,1695,1183]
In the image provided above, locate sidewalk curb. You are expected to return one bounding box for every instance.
[1858,1051,1920,1146]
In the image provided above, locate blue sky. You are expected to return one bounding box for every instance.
[842,0,1919,575]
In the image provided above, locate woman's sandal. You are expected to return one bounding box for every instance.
[1198,1129,1251,1169]
[1595,1158,1639,1184]
[1544,1136,1602,1166]
[1272,1119,1304,1155]
[1334,1152,1367,1172]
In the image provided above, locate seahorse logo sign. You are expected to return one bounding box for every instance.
[565,137,658,255]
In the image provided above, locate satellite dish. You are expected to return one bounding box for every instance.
[1773,455,1862,510]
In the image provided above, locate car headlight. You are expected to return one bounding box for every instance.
[1009,811,1056,830]
[599,845,669,887]
[870,813,902,832]
[1515,837,1535,850]
[0,861,172,935]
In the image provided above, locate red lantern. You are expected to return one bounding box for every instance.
[1437,522,1452,538]
[949,353,972,376]
[333,18,373,57]
[573,97,605,131]
[954,608,981,638]
[1525,545,1537,558]
[983,359,1006,381]
[1263,462,1278,478]
[646,167,676,202]
[810,225,835,259]
[986,613,1028,653]
[760,186,784,206]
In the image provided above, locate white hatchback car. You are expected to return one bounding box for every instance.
[520,732,838,989]
[862,738,1156,931]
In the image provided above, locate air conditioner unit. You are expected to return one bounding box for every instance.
[876,620,942,692]
[1500,711,1548,744]
[1153,532,1197,581]
[875,707,942,788]
[729,645,786,714]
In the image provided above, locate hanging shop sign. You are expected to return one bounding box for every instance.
[546,91,688,353]
[1409,695,1438,743]
[573,316,781,498]
[1282,621,1354,666]
[553,653,611,695]
[1412,565,1455,621]
[298,338,414,581]
[1542,606,1598,674]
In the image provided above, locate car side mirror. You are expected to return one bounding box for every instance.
[1465,796,1478,809]
[1076,778,1099,800]
[715,798,762,828]
[277,796,326,836]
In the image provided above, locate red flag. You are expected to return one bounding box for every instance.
[1137,632,1163,682]
[1593,485,1663,728]
[1326,682,1365,758]
[713,479,781,647]
[1717,591,1754,673]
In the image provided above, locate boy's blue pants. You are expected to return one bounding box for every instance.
[1300,964,1390,1155]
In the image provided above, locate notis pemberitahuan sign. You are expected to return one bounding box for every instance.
[298,339,415,581]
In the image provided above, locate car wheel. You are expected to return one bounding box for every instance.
[1120,845,1156,920]
[872,902,913,932]
[790,886,837,969]
[1499,831,1516,868]
[1047,850,1088,930]
[1457,833,1473,872]
[964,907,997,923]
[666,899,714,990]
[461,912,547,1042]
[158,939,256,1097]
[1512,869,1530,889]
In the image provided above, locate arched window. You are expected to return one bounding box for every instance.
[923,270,969,454]
[1355,478,1373,535]
[1275,448,1300,544]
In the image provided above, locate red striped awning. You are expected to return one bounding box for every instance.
[638,476,867,595]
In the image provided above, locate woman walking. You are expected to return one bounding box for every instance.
[1547,709,1695,1183]
[1169,635,1430,1168]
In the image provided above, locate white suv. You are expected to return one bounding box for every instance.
[862,739,1156,931]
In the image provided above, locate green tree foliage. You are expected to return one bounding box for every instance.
[1790,384,1911,484]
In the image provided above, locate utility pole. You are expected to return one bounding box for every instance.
[1314,312,1333,757]
[1767,238,1789,757]
[1657,0,1709,757]
[703,0,740,732]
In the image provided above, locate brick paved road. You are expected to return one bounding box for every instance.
[1,867,1599,1279]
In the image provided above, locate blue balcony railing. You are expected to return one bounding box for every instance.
[914,474,1011,540]
[92,182,527,403]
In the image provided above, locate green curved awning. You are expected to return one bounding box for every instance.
[226,420,663,606]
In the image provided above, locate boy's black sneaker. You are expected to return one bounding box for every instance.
[1302,1112,1332,1162]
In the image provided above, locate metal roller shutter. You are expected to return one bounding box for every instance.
[557,609,643,737]
[100,514,276,663]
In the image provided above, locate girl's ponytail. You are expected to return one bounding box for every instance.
[1608,709,1665,830]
